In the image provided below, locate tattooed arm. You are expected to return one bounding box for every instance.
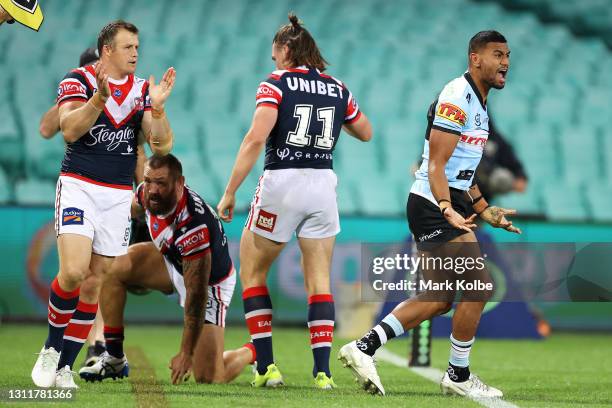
[468,184,522,234]
[169,251,212,384]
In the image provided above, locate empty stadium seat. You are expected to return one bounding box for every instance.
[542,184,588,221]
[2,0,611,221]
[15,179,56,206]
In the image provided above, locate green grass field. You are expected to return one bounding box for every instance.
[1,324,611,407]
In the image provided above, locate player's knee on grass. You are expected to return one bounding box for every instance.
[193,365,224,384]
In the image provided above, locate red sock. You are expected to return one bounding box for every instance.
[244,342,257,364]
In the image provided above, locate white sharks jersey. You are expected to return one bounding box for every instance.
[411,72,489,205]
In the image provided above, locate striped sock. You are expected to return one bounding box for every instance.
[104,326,125,358]
[243,286,273,375]
[57,301,97,369]
[356,313,405,357]
[308,294,335,378]
[45,277,79,352]
[447,334,474,382]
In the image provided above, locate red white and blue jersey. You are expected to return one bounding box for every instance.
[256,66,361,170]
[135,184,233,285]
[56,64,151,187]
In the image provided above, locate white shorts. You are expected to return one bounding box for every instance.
[54,174,132,257]
[245,168,341,242]
[164,258,236,327]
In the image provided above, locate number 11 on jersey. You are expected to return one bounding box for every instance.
[286,104,335,150]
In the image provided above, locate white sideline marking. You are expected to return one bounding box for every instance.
[377,348,520,408]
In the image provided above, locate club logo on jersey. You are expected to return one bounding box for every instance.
[113,89,122,98]
[62,207,84,225]
[437,103,467,127]
[256,210,277,232]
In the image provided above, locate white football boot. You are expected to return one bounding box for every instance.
[55,365,79,389]
[79,351,129,382]
[440,371,503,398]
[338,341,385,396]
[31,346,60,387]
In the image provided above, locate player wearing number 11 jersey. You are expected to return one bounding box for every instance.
[217,13,372,389]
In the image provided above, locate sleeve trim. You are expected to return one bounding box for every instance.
[256,102,279,110]
[182,247,211,261]
[58,97,88,107]
[431,124,461,136]
[344,110,362,124]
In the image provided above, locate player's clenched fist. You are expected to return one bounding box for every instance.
[217,192,235,223]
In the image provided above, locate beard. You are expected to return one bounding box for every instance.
[146,190,176,216]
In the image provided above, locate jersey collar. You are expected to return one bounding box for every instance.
[464,72,486,110]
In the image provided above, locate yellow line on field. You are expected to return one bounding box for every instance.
[126,346,168,408]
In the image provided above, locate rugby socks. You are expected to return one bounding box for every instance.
[243,286,274,375]
[447,334,474,383]
[45,277,80,352]
[57,301,98,369]
[356,313,405,357]
[94,340,106,355]
[104,326,125,358]
[307,294,335,378]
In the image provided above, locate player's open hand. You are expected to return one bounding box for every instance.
[149,67,176,110]
[443,207,478,233]
[479,206,522,234]
[169,351,192,385]
[217,192,235,223]
[94,61,111,100]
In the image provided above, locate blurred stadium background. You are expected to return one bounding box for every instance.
[1,0,611,389]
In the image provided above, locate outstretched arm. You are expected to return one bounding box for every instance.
[169,252,211,384]
[468,184,521,234]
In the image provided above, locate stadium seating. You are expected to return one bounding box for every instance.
[478,0,612,48]
[3,0,612,223]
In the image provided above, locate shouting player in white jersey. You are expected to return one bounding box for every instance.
[339,31,519,398]
[217,14,372,389]
[79,154,254,385]
[32,20,175,389]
